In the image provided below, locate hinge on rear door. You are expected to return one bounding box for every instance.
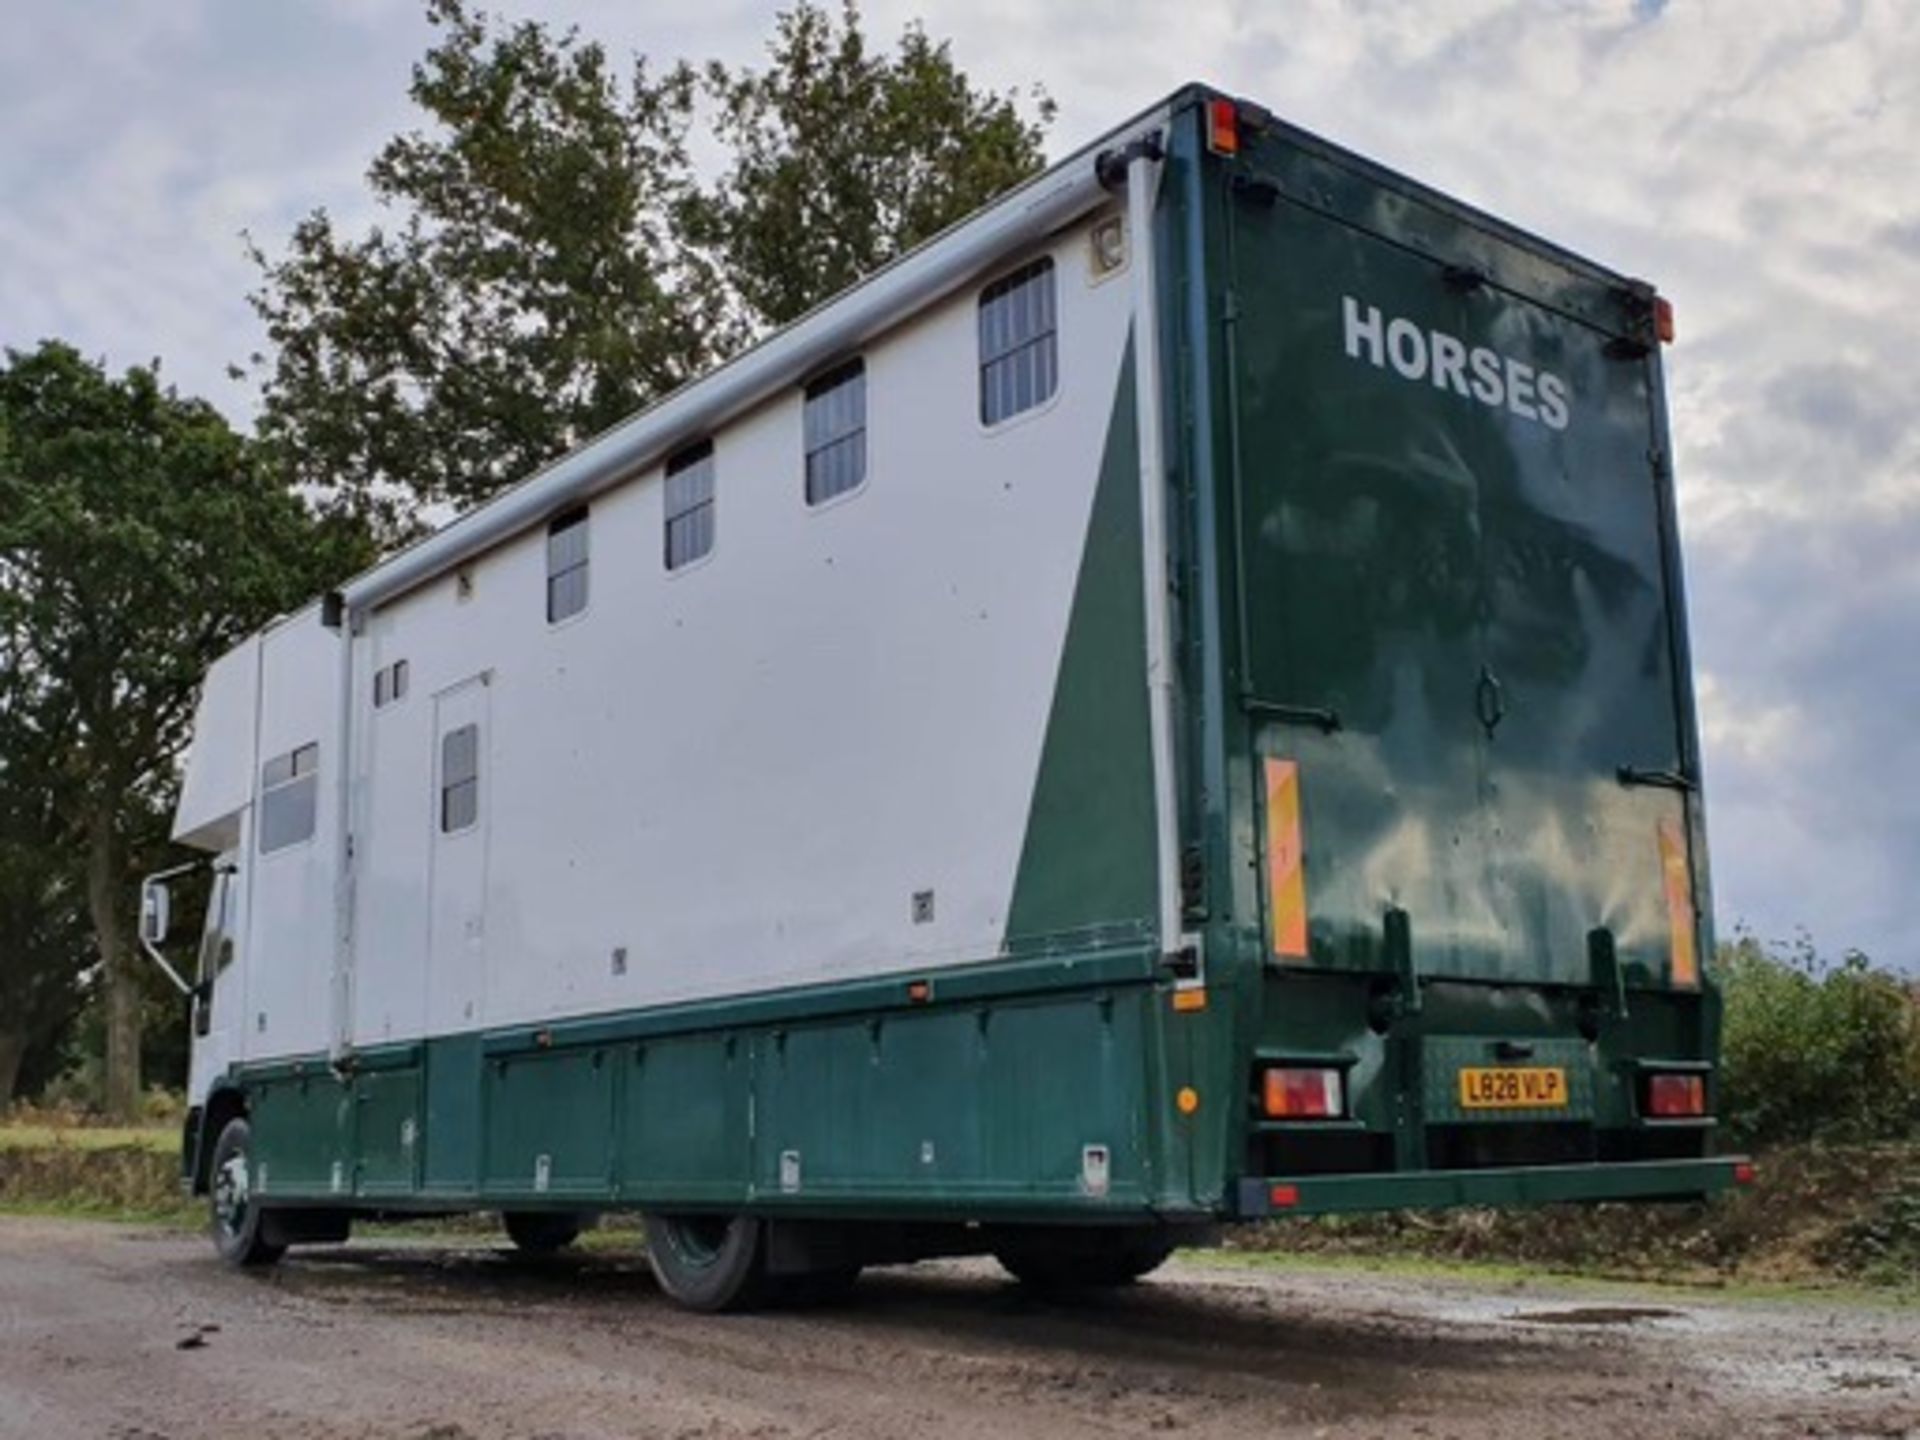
[1222,289,1241,324]
[1648,447,1669,480]
[1179,843,1207,920]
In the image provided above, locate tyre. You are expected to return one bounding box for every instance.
[643,1213,768,1312]
[504,1211,586,1254]
[992,1226,1174,1290]
[208,1117,285,1269]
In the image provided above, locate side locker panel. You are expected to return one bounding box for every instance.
[980,994,1151,1207]
[251,1072,351,1200]
[483,1047,615,1201]
[619,1034,751,1205]
[354,1065,422,1197]
[752,1011,985,1200]
[745,993,1154,1210]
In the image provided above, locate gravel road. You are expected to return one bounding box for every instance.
[0,1216,1913,1439]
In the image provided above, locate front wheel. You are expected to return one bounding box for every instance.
[643,1213,767,1312]
[208,1117,285,1269]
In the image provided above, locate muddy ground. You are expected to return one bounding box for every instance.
[0,1216,1913,1439]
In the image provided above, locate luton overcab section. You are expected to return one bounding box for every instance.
[145,85,1746,1310]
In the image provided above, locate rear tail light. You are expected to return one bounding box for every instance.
[1645,1072,1706,1118]
[1262,1067,1344,1119]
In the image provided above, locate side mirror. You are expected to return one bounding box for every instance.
[139,880,171,946]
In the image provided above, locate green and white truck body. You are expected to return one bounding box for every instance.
[155,85,1744,1303]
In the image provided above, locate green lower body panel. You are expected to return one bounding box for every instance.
[1233,1156,1749,1218]
[238,949,1196,1223]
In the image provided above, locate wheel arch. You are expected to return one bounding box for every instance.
[189,1081,250,1196]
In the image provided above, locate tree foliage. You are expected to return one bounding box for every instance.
[0,341,369,1114]
[248,0,1051,539]
[682,2,1055,329]
[0,563,87,1105]
[1717,934,1920,1148]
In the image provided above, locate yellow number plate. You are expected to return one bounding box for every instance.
[1458,1066,1568,1110]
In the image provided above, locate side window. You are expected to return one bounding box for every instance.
[979,256,1058,426]
[440,723,479,834]
[546,507,589,622]
[197,870,235,980]
[664,441,715,570]
[803,360,867,506]
[373,658,409,708]
[259,742,319,853]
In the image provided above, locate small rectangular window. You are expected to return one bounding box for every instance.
[979,256,1058,426]
[259,742,319,853]
[664,441,715,570]
[440,723,479,833]
[373,659,409,708]
[546,507,589,622]
[804,360,867,506]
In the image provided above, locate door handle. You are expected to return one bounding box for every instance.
[1616,765,1696,792]
[1474,665,1506,735]
[1243,698,1342,733]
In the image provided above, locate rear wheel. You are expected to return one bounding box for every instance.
[503,1211,586,1254]
[992,1226,1174,1290]
[643,1213,768,1312]
[208,1118,284,1269]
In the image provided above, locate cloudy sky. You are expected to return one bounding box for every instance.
[3,1,1915,968]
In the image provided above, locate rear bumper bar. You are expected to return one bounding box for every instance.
[1233,1156,1750,1219]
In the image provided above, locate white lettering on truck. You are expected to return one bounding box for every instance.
[1342,295,1570,431]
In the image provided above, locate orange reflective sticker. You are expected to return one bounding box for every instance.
[1264,757,1309,960]
[1658,816,1698,988]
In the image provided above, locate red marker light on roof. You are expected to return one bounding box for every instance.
[1654,295,1675,344]
[1207,98,1239,156]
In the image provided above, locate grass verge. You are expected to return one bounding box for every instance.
[1225,1142,1920,1293]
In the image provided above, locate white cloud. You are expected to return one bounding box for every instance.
[2,0,1915,966]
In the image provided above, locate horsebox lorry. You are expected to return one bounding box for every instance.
[140,84,1747,1311]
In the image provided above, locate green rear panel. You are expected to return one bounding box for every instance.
[1225,139,1694,987]
[1161,91,1724,1201]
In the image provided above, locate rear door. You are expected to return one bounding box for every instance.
[1227,169,1697,988]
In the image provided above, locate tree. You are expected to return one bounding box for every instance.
[682,2,1054,328]
[0,535,88,1105]
[248,0,1051,538]
[248,0,730,538]
[0,342,369,1118]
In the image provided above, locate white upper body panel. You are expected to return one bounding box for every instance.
[347,219,1136,1044]
[174,94,1176,1075]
